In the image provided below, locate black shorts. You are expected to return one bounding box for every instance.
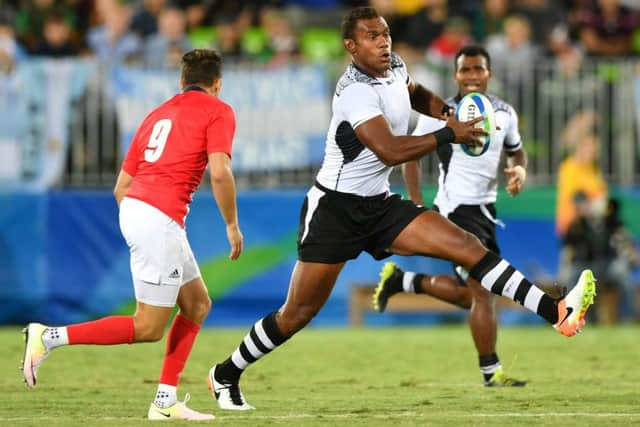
[434,203,500,283]
[297,182,427,263]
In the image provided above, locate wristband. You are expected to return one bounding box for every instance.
[434,126,455,147]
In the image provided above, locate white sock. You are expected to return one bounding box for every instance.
[154,384,177,408]
[402,271,416,293]
[42,327,69,351]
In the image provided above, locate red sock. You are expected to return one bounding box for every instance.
[159,314,201,386]
[67,316,135,345]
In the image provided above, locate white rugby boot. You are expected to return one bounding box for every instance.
[148,393,215,420]
[207,365,254,410]
[554,269,597,337]
[22,323,50,388]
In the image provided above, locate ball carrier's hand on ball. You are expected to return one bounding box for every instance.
[446,115,487,149]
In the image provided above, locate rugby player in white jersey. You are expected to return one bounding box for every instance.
[206,8,596,410]
[374,45,532,386]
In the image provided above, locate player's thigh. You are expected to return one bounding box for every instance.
[120,198,188,308]
[389,211,486,268]
[280,261,344,316]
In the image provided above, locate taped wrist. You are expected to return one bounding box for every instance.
[434,126,455,147]
[513,165,527,182]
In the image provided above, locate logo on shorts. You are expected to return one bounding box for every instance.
[168,268,180,279]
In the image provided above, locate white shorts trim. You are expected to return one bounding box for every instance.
[119,197,201,307]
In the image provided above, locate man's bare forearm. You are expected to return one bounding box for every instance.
[210,168,239,226]
[410,83,449,119]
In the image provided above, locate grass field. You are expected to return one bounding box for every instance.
[2,325,639,426]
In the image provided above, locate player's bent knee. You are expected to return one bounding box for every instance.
[186,297,211,323]
[463,231,484,251]
[458,232,487,266]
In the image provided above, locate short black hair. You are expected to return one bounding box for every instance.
[181,49,222,87]
[454,45,491,71]
[341,7,379,40]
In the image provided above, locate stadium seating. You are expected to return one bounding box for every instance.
[300,27,343,63]
[188,27,219,49]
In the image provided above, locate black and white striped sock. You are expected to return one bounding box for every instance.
[479,353,501,382]
[469,252,557,324]
[216,311,288,382]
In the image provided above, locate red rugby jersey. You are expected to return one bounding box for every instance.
[122,89,236,227]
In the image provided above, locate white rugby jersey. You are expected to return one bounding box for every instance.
[412,94,522,216]
[315,53,411,196]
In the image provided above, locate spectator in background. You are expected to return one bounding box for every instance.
[576,0,639,57]
[481,0,509,41]
[511,0,567,47]
[174,0,214,32]
[388,0,447,64]
[87,2,142,64]
[556,111,608,237]
[556,133,608,237]
[546,23,584,77]
[214,16,245,63]
[15,0,78,52]
[448,0,484,44]
[130,0,166,39]
[0,11,27,74]
[260,7,300,67]
[208,0,251,25]
[144,6,192,69]
[486,14,539,86]
[556,117,609,291]
[564,193,638,323]
[32,11,80,57]
[427,15,473,65]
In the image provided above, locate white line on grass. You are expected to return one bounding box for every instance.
[3,412,640,422]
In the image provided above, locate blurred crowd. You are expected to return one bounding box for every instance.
[1,0,640,73]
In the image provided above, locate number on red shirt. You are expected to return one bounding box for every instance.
[144,119,172,162]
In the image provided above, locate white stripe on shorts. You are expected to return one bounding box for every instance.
[300,186,324,244]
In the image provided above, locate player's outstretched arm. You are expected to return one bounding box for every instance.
[354,115,486,166]
[209,152,243,260]
[113,169,133,206]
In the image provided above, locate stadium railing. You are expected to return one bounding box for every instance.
[0,57,638,191]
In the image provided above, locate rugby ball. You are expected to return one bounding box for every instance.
[454,92,496,156]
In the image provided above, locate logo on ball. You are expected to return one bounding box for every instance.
[454,92,495,157]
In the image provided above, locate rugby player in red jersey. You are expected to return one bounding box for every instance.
[22,49,241,421]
